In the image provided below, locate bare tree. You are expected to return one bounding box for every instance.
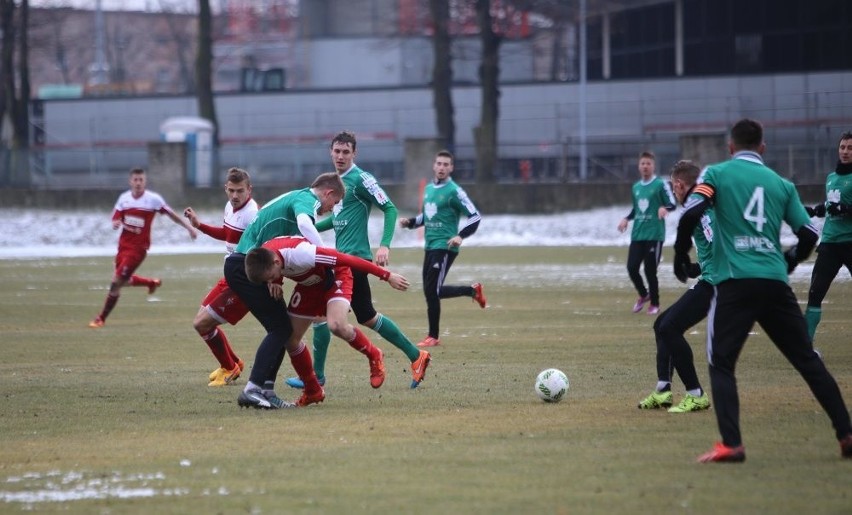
[196,0,218,145]
[429,0,455,151]
[473,0,499,183]
[158,0,196,93]
[0,0,30,149]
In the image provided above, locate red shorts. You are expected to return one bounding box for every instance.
[288,266,353,319]
[114,247,147,280]
[202,277,250,325]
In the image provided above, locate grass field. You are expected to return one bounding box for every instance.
[1,247,850,514]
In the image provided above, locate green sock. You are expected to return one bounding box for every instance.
[805,306,822,344]
[373,314,420,361]
[312,322,331,378]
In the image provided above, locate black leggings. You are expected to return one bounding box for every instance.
[807,242,852,308]
[224,253,293,386]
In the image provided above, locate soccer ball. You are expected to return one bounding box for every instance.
[535,368,569,403]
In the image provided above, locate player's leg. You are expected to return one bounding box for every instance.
[704,280,755,454]
[225,254,303,409]
[352,270,421,361]
[327,294,385,389]
[311,318,331,381]
[422,250,446,341]
[90,251,139,326]
[626,241,649,312]
[805,245,843,343]
[660,281,713,413]
[643,240,663,312]
[197,279,245,385]
[759,282,852,446]
[638,306,675,409]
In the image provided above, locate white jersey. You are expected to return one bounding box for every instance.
[223,198,259,255]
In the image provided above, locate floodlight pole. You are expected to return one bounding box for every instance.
[578,0,588,181]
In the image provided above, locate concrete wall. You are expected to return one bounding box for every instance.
[0,183,827,213]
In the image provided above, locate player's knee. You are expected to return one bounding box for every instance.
[356,311,377,326]
[193,312,216,334]
[326,317,348,337]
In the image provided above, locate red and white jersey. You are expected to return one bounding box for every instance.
[199,198,259,256]
[262,236,390,286]
[112,190,172,250]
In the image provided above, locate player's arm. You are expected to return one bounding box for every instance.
[111,209,122,230]
[783,192,820,273]
[163,206,198,240]
[296,213,324,246]
[674,184,713,255]
[401,213,424,229]
[183,207,229,240]
[315,216,334,233]
[315,247,391,281]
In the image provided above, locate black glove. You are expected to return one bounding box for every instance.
[687,262,702,279]
[673,252,691,283]
[805,203,826,217]
[826,202,850,217]
[784,246,798,274]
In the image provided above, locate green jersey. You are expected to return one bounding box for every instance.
[692,151,811,283]
[418,178,480,253]
[235,187,320,254]
[693,208,717,285]
[321,164,397,260]
[819,171,852,243]
[628,176,676,241]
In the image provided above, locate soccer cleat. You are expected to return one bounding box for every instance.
[632,295,651,313]
[369,349,386,389]
[697,442,746,463]
[417,336,441,348]
[209,363,242,387]
[284,375,326,389]
[88,317,105,329]
[667,392,710,413]
[147,278,162,295]
[637,390,673,409]
[647,305,660,315]
[295,388,325,407]
[237,388,294,409]
[410,350,431,388]
[472,283,487,308]
[840,434,852,458]
[209,367,226,382]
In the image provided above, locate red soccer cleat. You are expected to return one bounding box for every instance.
[697,442,746,463]
[148,278,162,295]
[472,283,487,308]
[417,336,441,348]
[296,388,325,407]
[369,348,386,389]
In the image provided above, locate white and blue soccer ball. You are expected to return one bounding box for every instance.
[535,368,569,403]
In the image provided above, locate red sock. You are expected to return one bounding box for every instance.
[128,275,153,288]
[201,328,236,369]
[99,293,119,321]
[347,327,379,359]
[289,343,321,394]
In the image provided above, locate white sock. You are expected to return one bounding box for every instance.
[656,381,671,392]
[687,388,703,397]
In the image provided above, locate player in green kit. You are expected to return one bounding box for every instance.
[226,173,344,409]
[400,149,487,348]
[803,131,852,345]
[674,118,852,462]
[285,131,431,390]
[617,151,677,315]
[637,160,711,413]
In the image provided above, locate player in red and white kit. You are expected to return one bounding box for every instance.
[243,236,410,397]
[183,168,259,387]
[89,168,197,328]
